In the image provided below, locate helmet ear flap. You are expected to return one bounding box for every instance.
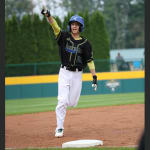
[80,26,84,32]
[79,26,82,32]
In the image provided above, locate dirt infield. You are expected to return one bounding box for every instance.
[6,104,144,149]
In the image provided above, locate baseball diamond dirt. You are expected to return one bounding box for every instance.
[6,104,144,149]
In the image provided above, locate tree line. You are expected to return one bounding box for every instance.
[6,11,110,64]
[5,0,144,50]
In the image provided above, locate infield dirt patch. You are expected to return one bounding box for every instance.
[6,104,144,149]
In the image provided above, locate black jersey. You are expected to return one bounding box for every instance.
[56,31,93,69]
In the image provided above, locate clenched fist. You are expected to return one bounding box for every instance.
[92,75,98,91]
[41,9,51,17]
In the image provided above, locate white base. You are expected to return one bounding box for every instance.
[62,139,103,148]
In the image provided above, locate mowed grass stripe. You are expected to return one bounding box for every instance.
[6,93,143,108]
[80,92,144,100]
[5,92,144,115]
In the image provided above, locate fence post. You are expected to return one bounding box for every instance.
[34,63,37,75]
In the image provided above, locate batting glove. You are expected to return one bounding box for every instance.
[92,75,98,91]
[41,9,51,17]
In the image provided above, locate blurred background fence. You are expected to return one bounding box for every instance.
[5,59,110,76]
[5,58,144,77]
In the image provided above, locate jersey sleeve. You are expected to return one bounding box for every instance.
[83,40,94,63]
[56,30,69,46]
[87,60,95,70]
[50,19,61,37]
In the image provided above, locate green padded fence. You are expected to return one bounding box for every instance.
[5,78,144,100]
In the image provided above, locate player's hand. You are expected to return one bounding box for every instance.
[92,75,98,91]
[41,9,51,17]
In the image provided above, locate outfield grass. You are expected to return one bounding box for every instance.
[5,92,144,115]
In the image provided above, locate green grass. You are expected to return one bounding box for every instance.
[7,147,137,150]
[5,92,144,115]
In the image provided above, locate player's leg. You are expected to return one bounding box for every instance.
[55,68,70,137]
[68,71,82,107]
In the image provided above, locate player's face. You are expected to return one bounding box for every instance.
[71,22,80,34]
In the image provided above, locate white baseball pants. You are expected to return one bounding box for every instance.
[56,67,82,130]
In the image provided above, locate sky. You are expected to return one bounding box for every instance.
[32,0,67,20]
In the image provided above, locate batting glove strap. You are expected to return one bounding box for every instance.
[41,9,51,17]
[92,75,98,91]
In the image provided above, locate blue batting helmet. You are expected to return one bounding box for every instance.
[67,15,84,32]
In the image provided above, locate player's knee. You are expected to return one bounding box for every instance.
[56,101,67,111]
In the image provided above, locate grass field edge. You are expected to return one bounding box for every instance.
[5,145,138,150]
[5,102,144,116]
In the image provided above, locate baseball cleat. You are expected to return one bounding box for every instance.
[55,129,64,137]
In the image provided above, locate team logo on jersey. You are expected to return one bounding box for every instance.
[65,46,78,54]
[105,80,120,92]
[65,42,81,54]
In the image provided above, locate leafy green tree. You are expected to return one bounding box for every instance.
[5,16,22,64]
[89,11,110,59]
[81,10,91,38]
[61,0,95,14]
[103,0,144,49]
[125,0,144,48]
[19,15,38,63]
[62,12,74,30]
[103,0,130,49]
[59,0,105,15]
[32,15,52,62]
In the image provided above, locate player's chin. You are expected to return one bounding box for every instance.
[71,30,79,34]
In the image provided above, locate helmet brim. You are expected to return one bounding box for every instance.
[69,21,82,27]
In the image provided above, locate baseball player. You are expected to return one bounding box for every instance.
[41,9,98,138]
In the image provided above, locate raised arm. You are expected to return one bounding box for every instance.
[41,9,61,37]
